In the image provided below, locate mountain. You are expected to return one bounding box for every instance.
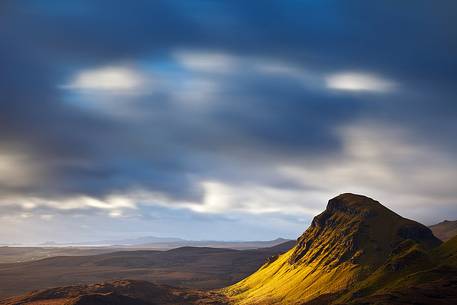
[224,193,447,305]
[430,220,457,241]
[0,280,228,305]
[0,241,295,299]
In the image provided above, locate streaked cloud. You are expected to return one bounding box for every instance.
[280,122,457,222]
[0,0,456,243]
[185,181,322,216]
[174,51,238,73]
[325,72,395,92]
[63,66,147,92]
[0,150,41,189]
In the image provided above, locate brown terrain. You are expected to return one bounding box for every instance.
[0,280,229,305]
[0,241,294,299]
[430,220,457,241]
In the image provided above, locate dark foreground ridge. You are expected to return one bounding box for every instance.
[0,280,229,305]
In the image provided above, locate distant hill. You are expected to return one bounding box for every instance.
[225,193,455,305]
[0,247,121,264]
[41,236,186,246]
[135,237,292,250]
[39,237,292,250]
[0,241,295,299]
[0,238,292,264]
[430,220,457,241]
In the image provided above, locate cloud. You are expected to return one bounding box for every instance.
[174,51,238,73]
[171,77,220,105]
[40,214,55,221]
[64,66,147,92]
[0,150,39,188]
[0,194,137,216]
[325,72,395,92]
[185,181,322,216]
[0,0,456,242]
[279,122,457,224]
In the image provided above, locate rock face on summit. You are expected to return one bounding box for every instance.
[225,193,442,305]
[290,194,440,267]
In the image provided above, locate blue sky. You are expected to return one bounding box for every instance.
[1,0,457,243]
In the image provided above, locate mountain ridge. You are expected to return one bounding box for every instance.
[225,193,444,304]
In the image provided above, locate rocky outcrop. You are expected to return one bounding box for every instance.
[289,193,440,267]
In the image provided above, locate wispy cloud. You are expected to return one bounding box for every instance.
[325,72,395,92]
[173,51,238,73]
[63,66,148,92]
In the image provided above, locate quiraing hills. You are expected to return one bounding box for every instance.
[1,193,456,305]
[225,193,457,304]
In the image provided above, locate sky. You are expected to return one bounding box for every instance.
[1,0,457,244]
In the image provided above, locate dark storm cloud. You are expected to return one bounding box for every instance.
[0,0,456,212]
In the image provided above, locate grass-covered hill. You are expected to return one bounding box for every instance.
[224,193,454,305]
